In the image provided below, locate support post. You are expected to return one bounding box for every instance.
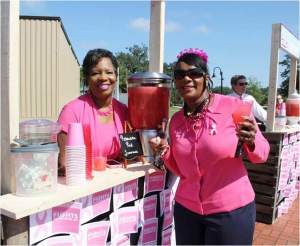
[288,57,298,95]
[1,1,26,244]
[266,24,281,132]
[149,0,165,73]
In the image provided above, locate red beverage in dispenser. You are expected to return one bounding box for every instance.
[286,91,300,125]
[128,72,171,129]
[286,102,300,116]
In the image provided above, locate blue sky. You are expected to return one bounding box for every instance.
[20,1,299,88]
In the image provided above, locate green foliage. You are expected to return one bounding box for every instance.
[279,54,299,98]
[212,86,231,95]
[115,44,149,92]
[247,77,268,106]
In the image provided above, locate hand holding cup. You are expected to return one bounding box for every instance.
[236,116,257,149]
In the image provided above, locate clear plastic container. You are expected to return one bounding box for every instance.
[11,143,58,196]
[19,119,61,145]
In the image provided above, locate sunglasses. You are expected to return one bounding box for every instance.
[237,82,248,86]
[174,68,205,80]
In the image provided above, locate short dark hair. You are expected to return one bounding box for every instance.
[82,48,118,86]
[231,75,246,85]
[175,53,213,90]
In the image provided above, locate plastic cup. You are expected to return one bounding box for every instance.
[83,124,93,180]
[232,101,253,124]
[94,156,107,171]
[66,123,85,146]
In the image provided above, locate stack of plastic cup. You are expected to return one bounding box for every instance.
[65,123,86,186]
[83,124,93,180]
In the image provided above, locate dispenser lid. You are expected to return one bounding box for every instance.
[128,72,171,84]
[287,91,300,100]
[11,143,58,153]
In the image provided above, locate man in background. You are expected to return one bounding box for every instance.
[228,74,267,123]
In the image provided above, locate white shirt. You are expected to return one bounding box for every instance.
[228,91,267,122]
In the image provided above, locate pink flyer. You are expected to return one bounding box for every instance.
[160,189,172,216]
[138,218,158,245]
[30,208,52,244]
[163,207,174,230]
[161,227,173,246]
[76,195,93,224]
[110,234,131,246]
[52,202,81,234]
[123,179,138,204]
[86,221,110,246]
[143,195,157,220]
[113,179,138,210]
[289,133,297,143]
[283,134,289,145]
[280,146,289,159]
[110,206,139,237]
[92,188,112,217]
[38,235,74,246]
[144,171,166,195]
[30,202,81,245]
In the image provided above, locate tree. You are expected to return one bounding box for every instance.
[116,44,149,92]
[247,77,268,106]
[279,54,299,98]
[212,86,231,95]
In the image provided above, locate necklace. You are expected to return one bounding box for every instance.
[97,104,113,117]
[184,95,210,117]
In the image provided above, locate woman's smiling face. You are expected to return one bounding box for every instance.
[87,57,117,101]
[174,61,207,102]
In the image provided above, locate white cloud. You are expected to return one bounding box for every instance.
[165,21,182,32]
[129,18,150,32]
[194,24,209,34]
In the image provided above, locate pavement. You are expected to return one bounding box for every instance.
[253,196,299,245]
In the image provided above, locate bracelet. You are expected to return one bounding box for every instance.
[160,144,170,157]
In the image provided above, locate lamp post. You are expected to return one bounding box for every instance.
[212,66,224,94]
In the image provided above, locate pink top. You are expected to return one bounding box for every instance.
[162,94,270,215]
[58,93,128,160]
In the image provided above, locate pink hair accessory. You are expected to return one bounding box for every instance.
[177,48,208,63]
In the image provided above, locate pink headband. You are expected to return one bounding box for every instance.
[177,48,208,63]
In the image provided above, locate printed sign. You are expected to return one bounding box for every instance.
[30,202,82,245]
[52,202,81,234]
[86,221,110,246]
[77,195,92,224]
[138,218,158,245]
[144,171,166,195]
[161,227,173,246]
[110,234,131,246]
[142,195,157,221]
[38,235,74,246]
[110,206,139,237]
[92,188,112,217]
[113,179,138,210]
[119,132,143,159]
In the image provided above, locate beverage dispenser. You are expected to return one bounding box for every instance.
[128,72,171,129]
[127,72,171,162]
[286,90,300,125]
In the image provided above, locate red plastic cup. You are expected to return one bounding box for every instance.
[232,101,253,124]
[83,124,93,180]
[66,123,85,146]
[94,156,107,171]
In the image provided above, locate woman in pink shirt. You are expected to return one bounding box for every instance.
[57,49,128,175]
[151,49,270,245]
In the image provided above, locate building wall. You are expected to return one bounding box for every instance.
[19,18,80,121]
[57,25,80,114]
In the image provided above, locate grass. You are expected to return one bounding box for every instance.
[169,106,181,118]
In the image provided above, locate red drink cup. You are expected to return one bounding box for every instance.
[232,101,253,157]
[94,156,107,171]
